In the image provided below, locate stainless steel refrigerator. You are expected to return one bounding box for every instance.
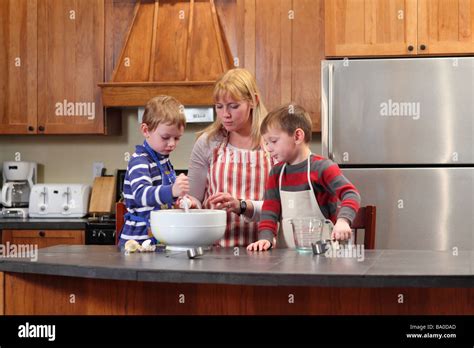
[321,57,473,251]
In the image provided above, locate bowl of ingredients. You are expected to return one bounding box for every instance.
[150,209,226,250]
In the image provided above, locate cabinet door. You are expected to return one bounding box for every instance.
[418,0,474,54]
[2,230,85,249]
[0,0,37,134]
[292,0,324,131]
[325,0,418,57]
[37,0,105,134]
[254,0,325,132]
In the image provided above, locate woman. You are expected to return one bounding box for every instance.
[186,68,272,248]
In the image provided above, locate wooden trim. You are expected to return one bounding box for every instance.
[244,0,256,74]
[324,0,336,56]
[406,0,418,53]
[111,1,141,82]
[280,0,292,104]
[4,273,473,315]
[29,0,38,132]
[148,0,160,81]
[99,81,216,87]
[104,0,114,82]
[185,0,195,81]
[210,0,229,71]
[236,0,245,68]
[215,2,234,70]
[101,84,215,107]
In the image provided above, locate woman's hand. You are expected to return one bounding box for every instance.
[331,218,352,241]
[176,195,201,209]
[206,192,239,214]
[247,239,272,251]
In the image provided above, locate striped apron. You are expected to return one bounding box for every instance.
[203,138,272,247]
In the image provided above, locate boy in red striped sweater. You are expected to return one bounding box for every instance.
[247,103,361,251]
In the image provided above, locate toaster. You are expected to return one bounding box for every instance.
[29,184,91,218]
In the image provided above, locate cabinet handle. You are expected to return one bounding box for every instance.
[420,44,427,51]
[407,45,414,52]
[38,231,46,237]
[28,126,35,131]
[38,125,45,132]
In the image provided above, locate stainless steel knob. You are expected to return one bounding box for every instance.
[187,247,204,259]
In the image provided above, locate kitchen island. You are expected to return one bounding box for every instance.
[0,245,472,315]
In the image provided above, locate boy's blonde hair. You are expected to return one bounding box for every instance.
[142,95,186,131]
[261,103,312,143]
[198,68,267,149]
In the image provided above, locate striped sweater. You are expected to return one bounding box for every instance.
[119,143,176,246]
[258,154,361,242]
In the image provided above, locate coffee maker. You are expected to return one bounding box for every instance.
[1,161,37,218]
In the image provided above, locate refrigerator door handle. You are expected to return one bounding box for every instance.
[321,62,334,159]
[327,63,334,160]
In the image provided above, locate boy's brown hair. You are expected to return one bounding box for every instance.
[142,95,186,131]
[260,103,312,143]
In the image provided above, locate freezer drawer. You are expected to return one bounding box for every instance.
[343,168,473,250]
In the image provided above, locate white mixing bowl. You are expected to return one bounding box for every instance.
[150,209,226,250]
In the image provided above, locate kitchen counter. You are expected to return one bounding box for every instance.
[0,217,88,230]
[1,245,472,315]
[0,245,472,287]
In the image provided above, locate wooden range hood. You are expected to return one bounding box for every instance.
[100,0,233,107]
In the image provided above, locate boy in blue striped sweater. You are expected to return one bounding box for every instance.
[119,96,189,247]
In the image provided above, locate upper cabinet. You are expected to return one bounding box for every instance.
[0,0,119,135]
[0,0,37,134]
[37,0,108,134]
[224,0,324,131]
[325,0,474,57]
[418,0,474,55]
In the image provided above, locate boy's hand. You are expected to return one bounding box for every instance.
[331,218,352,241]
[247,239,272,251]
[172,173,189,198]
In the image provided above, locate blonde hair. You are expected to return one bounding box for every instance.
[261,103,313,143]
[198,68,267,149]
[142,95,186,131]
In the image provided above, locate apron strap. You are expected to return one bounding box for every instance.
[306,154,317,198]
[279,154,315,195]
[278,163,286,191]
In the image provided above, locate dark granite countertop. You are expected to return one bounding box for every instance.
[0,218,88,230]
[0,245,472,287]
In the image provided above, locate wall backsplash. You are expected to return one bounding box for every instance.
[0,109,322,185]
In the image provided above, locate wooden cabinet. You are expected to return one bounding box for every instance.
[37,0,106,134]
[0,0,38,134]
[326,0,474,57]
[0,0,119,135]
[418,0,474,55]
[255,0,325,131]
[2,230,84,249]
[217,0,325,131]
[291,0,325,131]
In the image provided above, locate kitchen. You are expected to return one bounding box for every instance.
[0,0,473,345]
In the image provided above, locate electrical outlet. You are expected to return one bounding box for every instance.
[93,162,104,178]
